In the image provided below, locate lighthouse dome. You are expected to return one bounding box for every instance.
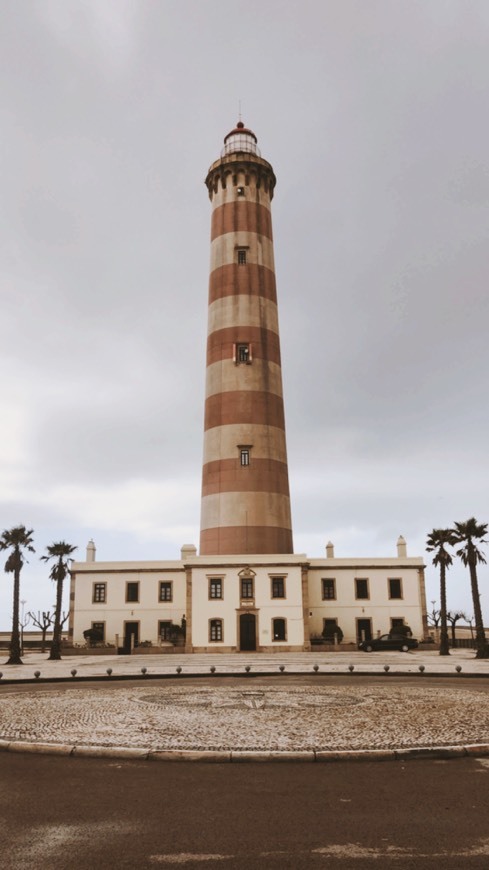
[221,121,261,157]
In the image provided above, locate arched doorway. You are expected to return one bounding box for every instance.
[239,613,256,651]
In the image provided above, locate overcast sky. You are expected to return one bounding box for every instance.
[1,0,488,631]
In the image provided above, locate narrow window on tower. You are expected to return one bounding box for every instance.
[239,448,250,466]
[234,343,252,365]
[237,186,245,196]
[237,248,247,265]
[238,343,249,363]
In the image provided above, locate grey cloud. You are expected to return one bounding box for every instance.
[1,0,489,626]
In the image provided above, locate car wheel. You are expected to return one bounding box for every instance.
[365,644,373,652]
[401,644,409,652]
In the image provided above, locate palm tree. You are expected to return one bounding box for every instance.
[426,529,456,656]
[452,518,488,659]
[0,526,35,665]
[41,541,77,661]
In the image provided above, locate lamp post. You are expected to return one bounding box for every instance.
[20,600,26,656]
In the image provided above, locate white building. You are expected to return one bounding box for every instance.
[69,536,428,652]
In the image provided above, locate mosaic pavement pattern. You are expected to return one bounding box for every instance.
[1,684,489,751]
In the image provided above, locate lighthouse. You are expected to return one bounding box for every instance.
[199,122,293,555]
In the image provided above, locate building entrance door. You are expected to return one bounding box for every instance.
[356,618,372,645]
[239,613,256,651]
[123,621,139,653]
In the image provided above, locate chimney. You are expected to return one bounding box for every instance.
[181,544,197,560]
[326,541,335,558]
[86,540,96,562]
[397,535,407,558]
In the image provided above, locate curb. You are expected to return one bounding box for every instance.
[1,739,489,763]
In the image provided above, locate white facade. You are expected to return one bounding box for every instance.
[69,538,428,652]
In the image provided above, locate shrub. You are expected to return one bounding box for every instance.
[322,624,344,643]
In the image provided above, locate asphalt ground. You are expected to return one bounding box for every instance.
[2,752,489,869]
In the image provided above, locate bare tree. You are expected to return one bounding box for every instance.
[28,611,54,653]
[446,611,468,649]
[427,604,441,628]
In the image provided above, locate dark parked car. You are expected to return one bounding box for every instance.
[358,634,419,652]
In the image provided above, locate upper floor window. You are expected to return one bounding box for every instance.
[389,578,403,599]
[322,578,336,600]
[271,577,285,599]
[209,578,223,599]
[355,578,369,600]
[93,583,106,604]
[237,248,247,265]
[241,578,254,600]
[159,581,172,602]
[126,581,140,603]
[237,186,245,196]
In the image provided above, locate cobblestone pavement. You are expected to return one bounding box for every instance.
[0,650,488,756]
[1,680,489,753]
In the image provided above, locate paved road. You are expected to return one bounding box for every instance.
[1,753,489,869]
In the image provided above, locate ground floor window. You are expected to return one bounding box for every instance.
[322,618,343,643]
[272,617,286,641]
[356,618,372,643]
[91,622,105,643]
[159,620,173,641]
[209,619,223,642]
[390,618,411,636]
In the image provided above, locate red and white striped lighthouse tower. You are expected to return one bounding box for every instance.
[199,122,293,555]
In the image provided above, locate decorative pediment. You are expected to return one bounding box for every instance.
[238,566,256,580]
